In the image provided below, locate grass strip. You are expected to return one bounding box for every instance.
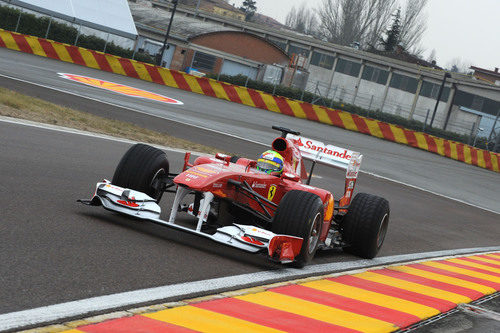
[0,87,221,154]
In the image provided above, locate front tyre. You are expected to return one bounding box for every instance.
[112,144,169,202]
[341,193,390,259]
[272,190,324,267]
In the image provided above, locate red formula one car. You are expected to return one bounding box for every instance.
[79,126,390,267]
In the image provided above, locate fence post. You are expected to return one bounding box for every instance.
[15,11,22,32]
[74,24,82,46]
[329,86,338,108]
[45,16,53,39]
[300,88,305,101]
[494,131,500,152]
[468,122,476,146]
[423,108,430,132]
[244,75,250,87]
[103,33,110,53]
[272,82,277,95]
[368,95,373,110]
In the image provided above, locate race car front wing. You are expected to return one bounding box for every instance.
[78,180,303,263]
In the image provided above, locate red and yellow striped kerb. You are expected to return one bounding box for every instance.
[52,252,500,332]
[1,29,498,173]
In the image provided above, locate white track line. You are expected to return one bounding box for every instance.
[0,116,205,156]
[1,246,499,331]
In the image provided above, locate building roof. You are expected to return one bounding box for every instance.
[471,66,500,78]
[367,46,442,70]
[10,0,137,39]
[134,1,500,94]
[251,12,286,30]
[130,0,238,39]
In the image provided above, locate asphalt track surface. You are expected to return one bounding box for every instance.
[0,48,499,315]
[0,47,498,213]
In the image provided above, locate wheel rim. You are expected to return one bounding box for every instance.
[376,213,389,249]
[150,168,166,201]
[308,213,322,254]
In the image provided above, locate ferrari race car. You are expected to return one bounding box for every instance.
[79,126,390,267]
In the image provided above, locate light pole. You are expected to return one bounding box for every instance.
[429,72,451,128]
[156,0,178,67]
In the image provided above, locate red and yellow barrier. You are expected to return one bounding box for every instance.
[55,252,500,332]
[1,29,498,173]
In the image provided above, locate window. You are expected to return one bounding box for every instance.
[471,95,485,111]
[362,65,389,85]
[267,39,287,52]
[310,51,335,70]
[483,98,500,116]
[454,90,474,108]
[454,90,500,115]
[335,58,361,77]
[420,81,450,102]
[192,51,217,73]
[288,44,309,57]
[389,73,418,93]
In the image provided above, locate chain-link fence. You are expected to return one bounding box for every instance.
[305,78,479,137]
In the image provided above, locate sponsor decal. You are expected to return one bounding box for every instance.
[246,227,274,238]
[105,184,124,191]
[348,180,355,189]
[241,236,264,246]
[268,185,277,201]
[58,73,183,105]
[186,170,208,178]
[117,196,139,208]
[293,137,351,160]
[262,152,275,160]
[212,183,223,188]
[196,166,218,174]
[252,182,267,189]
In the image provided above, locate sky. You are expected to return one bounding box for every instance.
[232,0,500,70]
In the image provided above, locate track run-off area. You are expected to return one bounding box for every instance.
[0,47,499,331]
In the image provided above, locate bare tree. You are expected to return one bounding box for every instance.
[317,0,396,48]
[399,0,428,54]
[285,3,318,36]
[426,49,437,63]
[446,57,472,74]
[365,0,397,48]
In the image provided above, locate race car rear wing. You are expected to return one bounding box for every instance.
[287,134,362,172]
[287,134,362,207]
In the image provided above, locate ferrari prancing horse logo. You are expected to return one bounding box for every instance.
[268,185,277,201]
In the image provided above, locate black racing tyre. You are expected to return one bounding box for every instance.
[272,190,324,267]
[341,193,390,259]
[112,144,169,202]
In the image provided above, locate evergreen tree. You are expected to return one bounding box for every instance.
[240,0,257,21]
[381,8,401,51]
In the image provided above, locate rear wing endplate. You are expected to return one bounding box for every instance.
[287,134,363,178]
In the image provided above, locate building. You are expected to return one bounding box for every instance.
[132,0,289,81]
[470,66,500,86]
[130,0,500,137]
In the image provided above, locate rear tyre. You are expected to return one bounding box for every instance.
[341,193,390,259]
[112,144,169,202]
[272,190,323,267]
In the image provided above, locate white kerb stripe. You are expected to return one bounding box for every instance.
[1,246,500,331]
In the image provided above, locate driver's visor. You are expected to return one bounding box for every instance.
[257,159,281,173]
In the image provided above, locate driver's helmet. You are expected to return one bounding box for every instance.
[257,150,284,175]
